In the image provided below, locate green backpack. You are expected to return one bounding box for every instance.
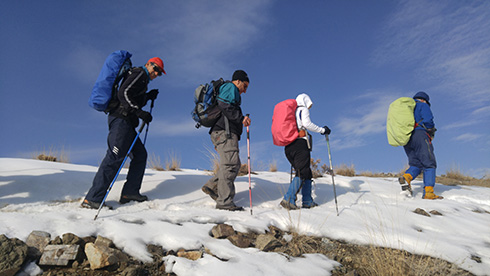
[386,97,416,147]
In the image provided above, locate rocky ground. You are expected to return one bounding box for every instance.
[1,214,475,276]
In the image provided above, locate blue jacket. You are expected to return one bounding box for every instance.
[414,99,435,130]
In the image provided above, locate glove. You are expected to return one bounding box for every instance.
[322,126,331,135]
[135,109,153,124]
[146,89,159,101]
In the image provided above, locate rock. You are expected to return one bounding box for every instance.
[414,208,431,217]
[429,210,443,216]
[321,237,337,252]
[121,267,148,276]
[267,225,284,238]
[62,233,83,245]
[255,234,282,251]
[94,235,115,248]
[51,236,63,245]
[177,249,202,261]
[84,242,118,270]
[25,231,51,259]
[211,224,235,239]
[39,244,80,266]
[0,234,28,276]
[227,234,252,248]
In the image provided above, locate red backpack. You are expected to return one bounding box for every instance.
[271,99,298,146]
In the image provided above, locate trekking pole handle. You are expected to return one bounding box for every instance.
[138,122,147,133]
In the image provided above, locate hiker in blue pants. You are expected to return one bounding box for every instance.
[399,91,442,199]
[280,93,331,210]
[82,57,165,209]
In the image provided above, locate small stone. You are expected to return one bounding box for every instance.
[255,234,282,251]
[227,234,252,248]
[429,210,443,216]
[177,250,202,260]
[211,224,235,239]
[39,244,80,266]
[414,208,431,217]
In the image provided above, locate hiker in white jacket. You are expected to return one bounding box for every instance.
[280,93,331,210]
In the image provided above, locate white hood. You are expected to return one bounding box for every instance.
[295,93,324,134]
[296,93,313,109]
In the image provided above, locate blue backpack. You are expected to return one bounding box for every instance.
[191,78,226,128]
[89,50,132,112]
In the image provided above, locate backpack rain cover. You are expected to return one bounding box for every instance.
[271,99,298,146]
[386,97,416,147]
[89,50,132,112]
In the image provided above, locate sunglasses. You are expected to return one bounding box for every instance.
[151,63,163,76]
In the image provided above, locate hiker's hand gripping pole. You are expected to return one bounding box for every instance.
[326,135,339,216]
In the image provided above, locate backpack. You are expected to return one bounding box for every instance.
[386,97,416,147]
[89,50,132,112]
[191,78,226,128]
[271,99,298,146]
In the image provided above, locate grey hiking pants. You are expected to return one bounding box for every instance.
[204,130,241,207]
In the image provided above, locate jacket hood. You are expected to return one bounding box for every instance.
[413,91,430,106]
[296,93,313,108]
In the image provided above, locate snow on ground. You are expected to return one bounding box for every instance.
[1,158,489,275]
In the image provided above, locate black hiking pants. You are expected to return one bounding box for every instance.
[285,138,312,180]
[85,116,147,203]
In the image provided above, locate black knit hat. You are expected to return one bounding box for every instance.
[232,70,249,83]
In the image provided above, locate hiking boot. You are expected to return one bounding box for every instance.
[302,202,319,209]
[398,173,413,192]
[280,199,299,210]
[216,204,244,211]
[423,186,443,200]
[201,186,218,201]
[81,199,113,210]
[119,194,148,204]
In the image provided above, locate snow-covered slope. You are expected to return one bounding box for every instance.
[1,158,489,275]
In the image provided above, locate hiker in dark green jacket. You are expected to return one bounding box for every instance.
[201,70,250,211]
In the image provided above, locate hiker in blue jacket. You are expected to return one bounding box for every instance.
[201,70,251,211]
[280,93,331,210]
[399,91,443,199]
[82,57,165,209]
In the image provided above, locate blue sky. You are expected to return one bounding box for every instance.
[1,0,489,177]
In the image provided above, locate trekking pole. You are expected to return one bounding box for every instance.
[246,114,253,215]
[94,122,147,220]
[143,99,154,145]
[325,135,339,216]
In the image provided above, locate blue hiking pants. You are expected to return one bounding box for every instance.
[85,116,147,203]
[404,129,437,187]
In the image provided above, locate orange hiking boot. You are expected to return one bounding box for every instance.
[398,173,413,195]
[423,186,443,200]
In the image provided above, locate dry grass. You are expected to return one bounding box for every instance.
[33,146,69,163]
[204,147,220,175]
[147,153,164,171]
[437,165,490,188]
[334,163,356,177]
[269,160,277,172]
[164,151,181,171]
[238,164,249,176]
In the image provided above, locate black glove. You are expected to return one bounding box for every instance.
[135,109,153,124]
[322,126,331,135]
[146,89,159,101]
